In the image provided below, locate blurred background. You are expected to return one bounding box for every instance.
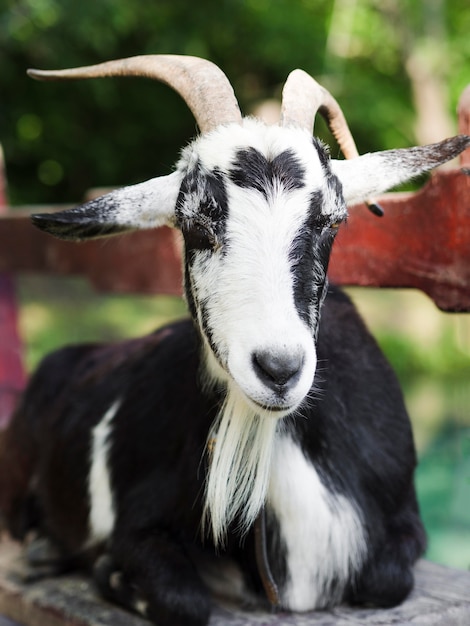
[1,0,469,569]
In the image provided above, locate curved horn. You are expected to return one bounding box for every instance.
[280,69,359,159]
[281,69,383,216]
[27,55,243,134]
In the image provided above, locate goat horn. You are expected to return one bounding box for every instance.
[281,69,383,215]
[280,69,359,159]
[27,55,243,134]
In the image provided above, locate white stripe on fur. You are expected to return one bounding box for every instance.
[268,434,366,610]
[88,400,121,544]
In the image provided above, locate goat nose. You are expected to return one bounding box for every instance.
[252,350,303,391]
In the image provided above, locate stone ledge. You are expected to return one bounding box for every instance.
[1,539,470,626]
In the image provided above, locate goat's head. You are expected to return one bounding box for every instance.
[29,55,470,416]
[29,55,470,541]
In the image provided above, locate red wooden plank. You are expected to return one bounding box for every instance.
[0,275,25,428]
[329,169,470,312]
[0,214,183,296]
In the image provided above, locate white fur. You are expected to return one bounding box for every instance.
[267,435,366,611]
[187,120,321,176]
[94,171,181,230]
[88,400,121,544]
[134,599,149,617]
[204,383,279,546]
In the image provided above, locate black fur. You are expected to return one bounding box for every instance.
[31,208,130,241]
[0,287,425,625]
[176,163,230,363]
[176,164,229,254]
[289,204,336,327]
[228,148,306,197]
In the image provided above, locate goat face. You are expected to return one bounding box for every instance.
[176,120,345,415]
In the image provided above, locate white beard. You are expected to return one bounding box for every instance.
[203,380,280,546]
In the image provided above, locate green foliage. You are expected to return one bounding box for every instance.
[379,329,470,384]
[1,0,469,204]
[416,425,470,569]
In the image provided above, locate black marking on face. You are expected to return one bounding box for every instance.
[290,181,344,330]
[309,190,327,227]
[183,260,198,322]
[183,257,223,366]
[199,296,222,364]
[176,163,229,255]
[289,208,325,328]
[176,162,229,369]
[325,171,345,207]
[312,139,346,213]
[313,137,330,170]
[229,148,306,199]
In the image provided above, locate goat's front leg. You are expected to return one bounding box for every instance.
[346,489,426,608]
[93,530,211,626]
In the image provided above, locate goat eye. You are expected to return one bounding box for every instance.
[183,223,217,251]
[313,218,343,238]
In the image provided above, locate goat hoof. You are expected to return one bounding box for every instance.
[93,554,149,617]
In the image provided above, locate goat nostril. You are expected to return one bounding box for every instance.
[252,350,303,390]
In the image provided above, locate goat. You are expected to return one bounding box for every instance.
[1,55,469,626]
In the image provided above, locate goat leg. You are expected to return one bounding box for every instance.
[95,529,212,626]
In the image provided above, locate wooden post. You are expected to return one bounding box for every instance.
[0,145,26,429]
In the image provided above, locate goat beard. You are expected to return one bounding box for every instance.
[203,381,280,547]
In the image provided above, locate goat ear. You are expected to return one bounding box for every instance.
[31,171,182,241]
[331,135,470,205]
